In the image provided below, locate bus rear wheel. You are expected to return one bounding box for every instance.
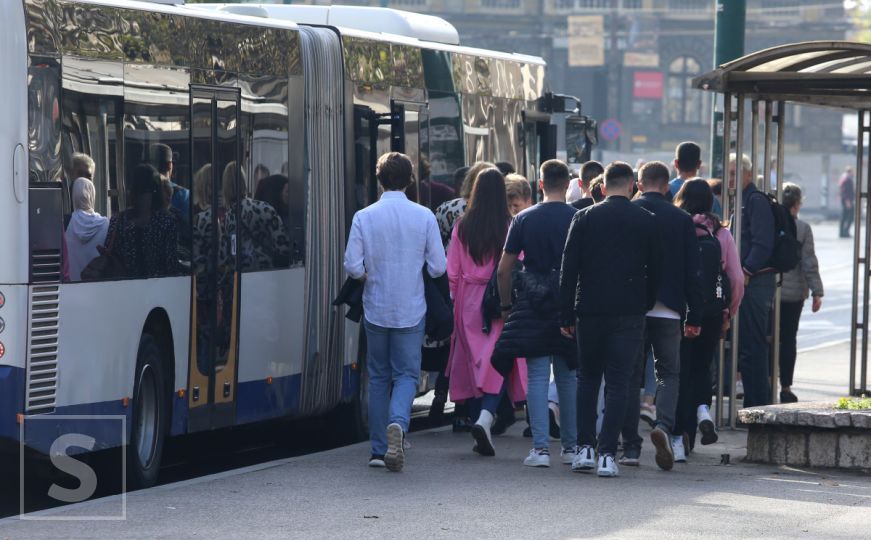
[127,334,168,489]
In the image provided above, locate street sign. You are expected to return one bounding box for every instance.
[600,118,622,142]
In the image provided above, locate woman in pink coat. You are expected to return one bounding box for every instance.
[447,168,526,457]
[672,178,745,453]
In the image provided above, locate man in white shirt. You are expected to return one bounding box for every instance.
[343,152,446,472]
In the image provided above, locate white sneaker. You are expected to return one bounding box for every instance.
[560,445,580,465]
[471,410,495,456]
[639,404,656,428]
[672,436,687,463]
[697,405,719,445]
[571,445,596,472]
[523,448,551,468]
[597,454,619,477]
[384,423,405,472]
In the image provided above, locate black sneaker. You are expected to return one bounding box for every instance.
[368,454,386,468]
[522,425,532,438]
[650,426,675,471]
[429,392,447,420]
[780,390,798,403]
[452,416,473,433]
[548,407,561,440]
[490,414,515,436]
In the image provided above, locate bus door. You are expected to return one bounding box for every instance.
[390,100,431,208]
[188,86,242,432]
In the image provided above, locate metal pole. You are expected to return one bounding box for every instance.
[772,101,786,404]
[850,112,864,396]
[709,0,746,179]
[716,92,733,428]
[862,112,871,395]
[731,95,746,429]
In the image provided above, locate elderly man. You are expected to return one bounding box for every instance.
[730,153,776,407]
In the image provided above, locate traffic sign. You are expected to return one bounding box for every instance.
[600,118,622,142]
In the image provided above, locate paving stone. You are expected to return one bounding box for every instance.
[784,430,808,466]
[837,432,871,468]
[807,431,839,468]
[746,428,770,462]
[851,412,871,428]
[770,430,788,464]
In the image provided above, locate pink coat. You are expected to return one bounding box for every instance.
[446,226,527,403]
[693,214,745,316]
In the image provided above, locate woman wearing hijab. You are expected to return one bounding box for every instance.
[64,177,109,281]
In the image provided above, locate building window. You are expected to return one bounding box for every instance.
[554,0,640,9]
[481,0,522,9]
[668,0,713,12]
[665,55,705,124]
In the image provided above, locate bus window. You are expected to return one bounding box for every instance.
[28,56,63,185]
[123,64,192,277]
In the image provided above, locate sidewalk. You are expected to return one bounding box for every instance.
[2,342,868,539]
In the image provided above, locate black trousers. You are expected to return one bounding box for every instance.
[779,300,805,388]
[841,201,854,237]
[674,314,721,448]
[577,314,645,456]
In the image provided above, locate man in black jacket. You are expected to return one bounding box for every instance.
[571,160,604,211]
[619,161,703,471]
[559,161,662,478]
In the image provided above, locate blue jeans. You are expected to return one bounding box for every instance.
[364,316,425,456]
[527,356,577,450]
[643,348,656,398]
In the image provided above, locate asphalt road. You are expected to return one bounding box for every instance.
[795,220,855,351]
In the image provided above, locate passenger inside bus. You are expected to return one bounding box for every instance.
[105,163,179,279]
[64,177,109,282]
[221,162,290,271]
[253,174,290,236]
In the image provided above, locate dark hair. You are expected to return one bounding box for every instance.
[604,161,635,191]
[149,144,173,175]
[674,178,720,226]
[639,161,670,187]
[254,164,271,178]
[254,174,289,217]
[495,161,515,175]
[540,159,570,191]
[376,152,414,191]
[709,178,723,196]
[580,160,604,186]
[457,168,511,266]
[675,141,701,173]
[130,163,162,214]
[589,175,605,203]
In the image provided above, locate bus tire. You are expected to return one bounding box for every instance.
[127,334,168,489]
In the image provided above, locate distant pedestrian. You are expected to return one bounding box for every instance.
[620,161,703,470]
[496,161,516,176]
[571,161,604,211]
[672,179,745,452]
[779,183,824,403]
[668,142,723,218]
[65,177,109,281]
[560,161,662,477]
[731,153,776,407]
[589,175,605,203]
[447,168,527,457]
[494,159,579,469]
[343,152,447,472]
[839,166,855,238]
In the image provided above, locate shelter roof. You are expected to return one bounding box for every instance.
[693,41,871,110]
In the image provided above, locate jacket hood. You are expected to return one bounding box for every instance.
[68,209,108,244]
[692,213,719,237]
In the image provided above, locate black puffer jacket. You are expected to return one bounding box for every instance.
[492,270,577,377]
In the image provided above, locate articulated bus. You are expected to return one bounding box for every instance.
[0,0,595,487]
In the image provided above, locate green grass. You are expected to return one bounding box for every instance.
[835,395,871,410]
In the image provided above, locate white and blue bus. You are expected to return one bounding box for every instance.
[0,0,592,487]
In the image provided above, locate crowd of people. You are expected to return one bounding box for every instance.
[345,142,825,477]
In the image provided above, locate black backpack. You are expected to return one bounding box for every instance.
[696,223,731,319]
[751,191,801,273]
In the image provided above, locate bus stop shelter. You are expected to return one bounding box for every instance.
[693,41,871,426]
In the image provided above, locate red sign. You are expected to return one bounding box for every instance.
[633,71,663,99]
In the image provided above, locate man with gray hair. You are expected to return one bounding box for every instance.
[730,153,775,407]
